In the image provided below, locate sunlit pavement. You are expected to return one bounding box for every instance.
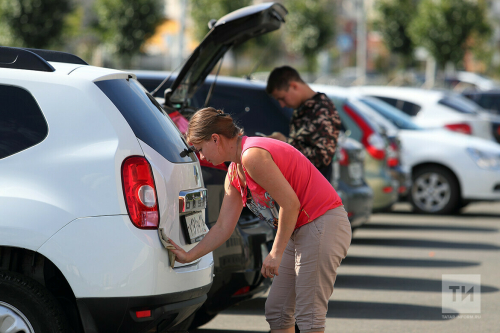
[192,202,500,333]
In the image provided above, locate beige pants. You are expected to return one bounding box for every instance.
[265,206,352,332]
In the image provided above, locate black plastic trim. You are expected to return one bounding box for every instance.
[0,46,55,72]
[25,48,88,65]
[76,283,212,333]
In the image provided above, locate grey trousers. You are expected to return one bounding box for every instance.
[265,206,352,332]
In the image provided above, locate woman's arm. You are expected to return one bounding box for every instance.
[168,172,243,263]
[242,147,301,278]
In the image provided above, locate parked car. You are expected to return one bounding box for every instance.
[334,133,374,228]
[137,72,374,228]
[351,93,500,214]
[355,86,500,143]
[138,3,288,329]
[0,47,214,333]
[309,85,400,211]
[193,76,373,227]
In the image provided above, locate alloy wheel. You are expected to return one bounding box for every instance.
[0,301,35,333]
[411,172,451,213]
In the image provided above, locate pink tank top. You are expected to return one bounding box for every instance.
[229,136,342,230]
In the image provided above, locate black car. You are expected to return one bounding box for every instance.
[136,3,288,329]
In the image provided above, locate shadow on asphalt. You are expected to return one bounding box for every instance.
[350,237,500,250]
[335,275,499,293]
[214,298,458,321]
[342,255,479,267]
[382,209,500,219]
[191,330,265,333]
[360,223,498,233]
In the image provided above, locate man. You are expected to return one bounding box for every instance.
[266,66,341,180]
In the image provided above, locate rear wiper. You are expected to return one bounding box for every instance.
[180,145,195,158]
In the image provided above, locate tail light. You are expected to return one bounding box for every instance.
[387,142,400,168]
[338,147,349,166]
[383,186,394,193]
[343,104,385,160]
[122,156,159,229]
[444,123,472,135]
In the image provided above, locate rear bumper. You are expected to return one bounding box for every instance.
[77,283,212,333]
[336,180,373,228]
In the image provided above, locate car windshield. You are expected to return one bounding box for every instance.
[358,97,423,130]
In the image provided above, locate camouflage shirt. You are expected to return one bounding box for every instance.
[288,93,341,169]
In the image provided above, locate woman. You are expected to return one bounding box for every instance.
[169,107,351,333]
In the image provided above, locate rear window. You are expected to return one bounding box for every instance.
[359,98,422,130]
[96,79,196,163]
[373,96,422,116]
[0,85,48,159]
[438,95,478,114]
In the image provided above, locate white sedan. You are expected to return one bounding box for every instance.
[355,95,500,214]
[353,86,499,142]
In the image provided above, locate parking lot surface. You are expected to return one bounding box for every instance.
[192,202,500,333]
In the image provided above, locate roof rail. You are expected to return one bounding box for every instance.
[0,46,55,72]
[25,48,88,65]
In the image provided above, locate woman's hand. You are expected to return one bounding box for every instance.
[167,238,192,264]
[261,251,283,278]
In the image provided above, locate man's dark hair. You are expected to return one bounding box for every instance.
[266,66,304,94]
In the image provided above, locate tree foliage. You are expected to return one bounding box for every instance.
[189,0,251,42]
[0,0,74,49]
[283,0,336,73]
[94,0,164,67]
[374,0,416,66]
[408,0,491,68]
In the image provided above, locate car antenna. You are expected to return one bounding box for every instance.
[203,53,225,108]
[150,58,187,97]
[244,41,274,80]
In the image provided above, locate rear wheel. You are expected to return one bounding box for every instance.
[409,166,460,215]
[0,271,71,333]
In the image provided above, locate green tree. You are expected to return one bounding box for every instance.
[0,0,74,49]
[374,0,417,67]
[189,0,252,75]
[408,0,491,69]
[283,0,336,74]
[190,0,251,42]
[94,0,164,68]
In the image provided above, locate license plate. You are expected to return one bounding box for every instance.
[348,162,363,180]
[181,212,208,244]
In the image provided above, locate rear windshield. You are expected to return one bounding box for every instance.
[359,98,422,130]
[96,79,196,163]
[438,95,479,114]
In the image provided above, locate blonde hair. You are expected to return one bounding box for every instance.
[186,107,243,144]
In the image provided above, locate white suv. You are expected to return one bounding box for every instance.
[0,47,213,333]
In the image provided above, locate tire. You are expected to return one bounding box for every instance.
[0,271,71,333]
[409,166,460,215]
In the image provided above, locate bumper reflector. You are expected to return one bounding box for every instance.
[233,286,250,296]
[136,310,151,318]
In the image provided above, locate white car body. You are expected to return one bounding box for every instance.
[353,86,497,142]
[0,50,213,332]
[397,129,500,201]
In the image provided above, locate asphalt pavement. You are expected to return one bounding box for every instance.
[192,202,500,333]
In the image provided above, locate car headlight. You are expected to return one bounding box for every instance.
[466,148,500,170]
